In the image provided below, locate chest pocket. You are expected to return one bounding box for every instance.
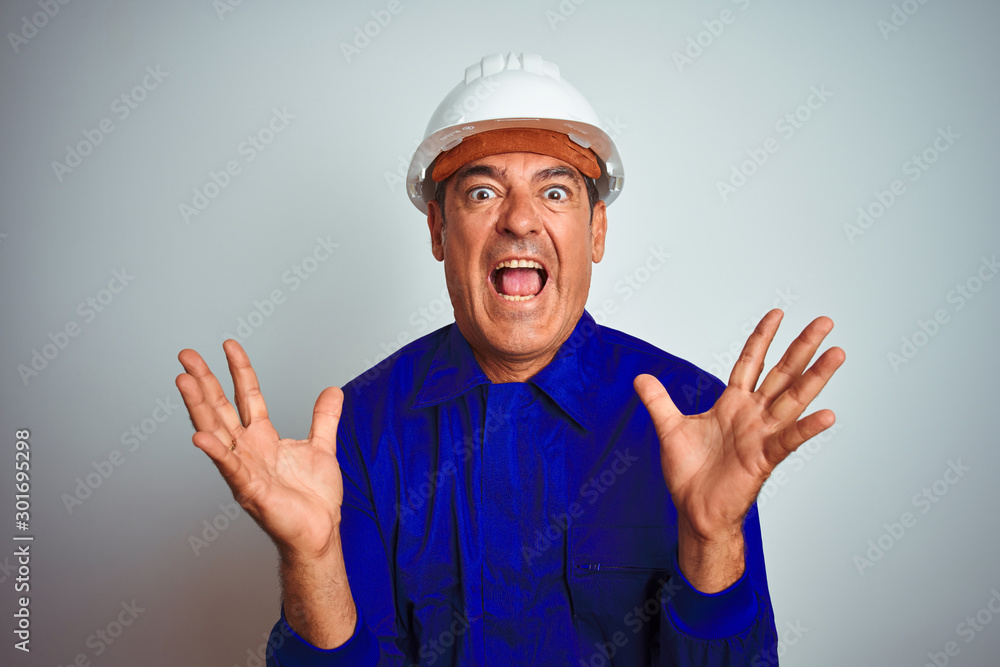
[568,523,676,662]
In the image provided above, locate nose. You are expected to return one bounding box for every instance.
[495,186,543,238]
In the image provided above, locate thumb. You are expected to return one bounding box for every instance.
[308,386,344,455]
[633,374,682,439]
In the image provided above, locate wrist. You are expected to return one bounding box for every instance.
[676,520,746,593]
[676,509,743,544]
[279,530,344,571]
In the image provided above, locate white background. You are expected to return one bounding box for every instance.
[1,1,998,665]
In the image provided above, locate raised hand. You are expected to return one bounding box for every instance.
[177,340,358,647]
[175,340,345,561]
[634,309,845,591]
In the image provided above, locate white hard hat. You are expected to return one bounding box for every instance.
[406,52,624,214]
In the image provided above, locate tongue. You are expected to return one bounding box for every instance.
[499,268,541,297]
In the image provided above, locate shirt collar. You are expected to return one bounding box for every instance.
[412,323,492,410]
[412,311,601,432]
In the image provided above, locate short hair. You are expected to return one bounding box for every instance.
[433,169,600,223]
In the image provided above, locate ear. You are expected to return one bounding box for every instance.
[590,199,607,264]
[427,199,445,262]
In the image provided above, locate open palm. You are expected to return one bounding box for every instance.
[176,340,345,560]
[634,309,845,541]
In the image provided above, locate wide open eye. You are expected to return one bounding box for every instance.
[469,187,496,201]
[544,186,568,201]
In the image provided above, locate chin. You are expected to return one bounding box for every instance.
[484,306,573,355]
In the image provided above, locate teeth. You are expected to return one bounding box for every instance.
[491,259,545,301]
[495,259,543,271]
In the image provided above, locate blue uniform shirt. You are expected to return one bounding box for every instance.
[266,311,778,665]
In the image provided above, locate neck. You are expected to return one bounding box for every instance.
[471,347,559,384]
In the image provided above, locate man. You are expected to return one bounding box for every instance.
[176,53,844,665]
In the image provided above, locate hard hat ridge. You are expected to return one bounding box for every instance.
[462,52,560,84]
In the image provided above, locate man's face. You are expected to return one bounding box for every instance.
[426,151,607,379]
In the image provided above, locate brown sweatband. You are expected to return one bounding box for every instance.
[430,128,601,182]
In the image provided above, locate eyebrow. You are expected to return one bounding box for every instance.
[452,163,583,189]
[531,166,582,185]
[453,163,506,186]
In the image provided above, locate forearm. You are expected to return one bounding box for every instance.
[280,529,358,649]
[658,506,776,665]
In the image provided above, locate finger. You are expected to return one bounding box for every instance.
[634,374,683,440]
[757,316,834,401]
[223,339,269,427]
[191,430,252,496]
[176,373,238,450]
[178,348,242,435]
[763,409,836,468]
[308,386,344,456]
[767,346,846,426]
[728,309,783,392]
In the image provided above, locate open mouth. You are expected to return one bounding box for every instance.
[489,259,548,302]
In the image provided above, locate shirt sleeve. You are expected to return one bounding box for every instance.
[654,367,779,665]
[265,605,380,667]
[656,503,779,666]
[265,392,400,666]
